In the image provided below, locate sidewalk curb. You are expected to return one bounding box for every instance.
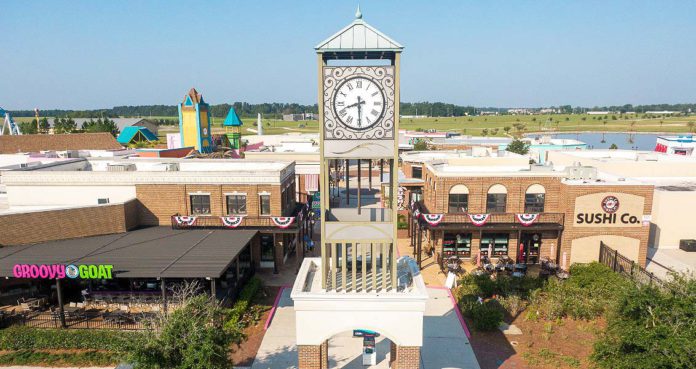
[264,285,291,330]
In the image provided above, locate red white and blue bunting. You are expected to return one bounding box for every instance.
[422,214,444,226]
[271,217,295,229]
[516,213,539,226]
[468,214,490,226]
[173,216,197,226]
[221,216,244,228]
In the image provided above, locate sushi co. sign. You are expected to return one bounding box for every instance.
[13,264,114,280]
[574,192,645,228]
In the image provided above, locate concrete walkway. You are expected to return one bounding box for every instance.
[250,288,479,369]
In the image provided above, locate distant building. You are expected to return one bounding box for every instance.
[68,118,159,136]
[282,113,316,121]
[178,88,213,153]
[116,126,158,145]
[0,133,123,154]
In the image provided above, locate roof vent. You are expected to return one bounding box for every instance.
[106,163,136,172]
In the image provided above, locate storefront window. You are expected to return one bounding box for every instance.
[190,194,211,215]
[448,194,468,213]
[226,195,247,215]
[443,233,471,257]
[260,194,271,215]
[486,194,507,213]
[481,233,509,256]
[525,193,545,213]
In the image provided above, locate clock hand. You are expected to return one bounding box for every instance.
[345,99,367,109]
[357,96,363,127]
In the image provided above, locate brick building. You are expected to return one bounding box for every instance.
[0,157,311,273]
[401,150,653,268]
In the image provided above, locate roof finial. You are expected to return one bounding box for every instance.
[355,4,362,19]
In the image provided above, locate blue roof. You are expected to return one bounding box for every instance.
[223,108,243,127]
[117,126,158,144]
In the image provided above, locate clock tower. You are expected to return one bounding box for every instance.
[292,8,427,369]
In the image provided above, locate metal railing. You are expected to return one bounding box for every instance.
[0,311,150,330]
[599,242,664,286]
[171,203,309,230]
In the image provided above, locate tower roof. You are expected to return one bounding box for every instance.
[183,88,205,106]
[223,107,243,127]
[315,8,403,56]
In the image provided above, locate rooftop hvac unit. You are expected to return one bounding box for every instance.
[165,163,179,172]
[566,165,597,181]
[106,163,137,172]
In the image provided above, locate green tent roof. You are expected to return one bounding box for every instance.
[223,108,243,127]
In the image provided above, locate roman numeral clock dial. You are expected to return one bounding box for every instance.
[332,77,386,130]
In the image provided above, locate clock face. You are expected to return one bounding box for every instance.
[332,77,386,130]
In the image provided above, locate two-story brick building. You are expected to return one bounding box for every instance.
[1,157,311,273]
[401,150,653,268]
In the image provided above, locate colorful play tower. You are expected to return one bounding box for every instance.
[178,88,213,153]
[223,107,243,150]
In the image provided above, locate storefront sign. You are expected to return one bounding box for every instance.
[574,193,645,228]
[12,264,114,280]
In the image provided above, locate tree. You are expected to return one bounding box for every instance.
[18,121,38,134]
[82,118,119,136]
[592,275,696,369]
[39,117,50,133]
[506,138,530,155]
[54,117,77,134]
[412,138,430,151]
[609,143,618,149]
[503,126,511,135]
[481,128,489,137]
[687,121,695,133]
[128,283,234,369]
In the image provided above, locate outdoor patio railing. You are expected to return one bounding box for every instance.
[598,241,664,286]
[0,310,151,331]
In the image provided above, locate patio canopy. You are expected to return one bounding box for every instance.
[0,227,257,279]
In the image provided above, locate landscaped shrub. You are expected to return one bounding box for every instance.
[0,327,138,353]
[498,294,527,317]
[469,301,504,331]
[0,350,120,366]
[527,262,631,320]
[591,274,696,369]
[457,274,497,298]
[224,276,263,340]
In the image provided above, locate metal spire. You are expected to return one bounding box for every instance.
[355,4,362,19]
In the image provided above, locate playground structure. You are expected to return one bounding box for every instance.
[0,108,22,135]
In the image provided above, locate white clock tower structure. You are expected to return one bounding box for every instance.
[291,8,428,369]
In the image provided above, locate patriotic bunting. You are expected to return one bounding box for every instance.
[422,214,444,226]
[468,214,490,226]
[271,217,295,228]
[516,213,539,226]
[221,216,244,228]
[173,216,197,226]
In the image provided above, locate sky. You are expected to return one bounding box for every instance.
[2,0,696,110]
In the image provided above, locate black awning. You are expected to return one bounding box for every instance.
[0,227,257,279]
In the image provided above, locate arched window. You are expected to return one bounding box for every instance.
[486,184,507,213]
[525,184,546,213]
[448,185,469,213]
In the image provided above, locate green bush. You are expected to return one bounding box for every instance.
[469,301,504,331]
[0,327,138,353]
[591,275,696,369]
[528,262,631,320]
[397,214,408,230]
[128,295,233,369]
[0,350,120,366]
[224,276,263,339]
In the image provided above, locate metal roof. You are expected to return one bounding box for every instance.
[0,227,257,279]
[223,108,243,127]
[116,126,158,144]
[315,8,403,55]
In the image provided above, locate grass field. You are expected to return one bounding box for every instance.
[16,113,696,137]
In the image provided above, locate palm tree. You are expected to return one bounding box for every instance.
[687,121,695,133]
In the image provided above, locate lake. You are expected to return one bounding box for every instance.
[530,133,660,150]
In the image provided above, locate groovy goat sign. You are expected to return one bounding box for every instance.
[574,193,646,228]
[13,264,114,279]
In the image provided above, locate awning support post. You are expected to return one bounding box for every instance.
[55,278,66,328]
[161,278,167,313]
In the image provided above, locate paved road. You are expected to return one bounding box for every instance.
[250,288,480,369]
